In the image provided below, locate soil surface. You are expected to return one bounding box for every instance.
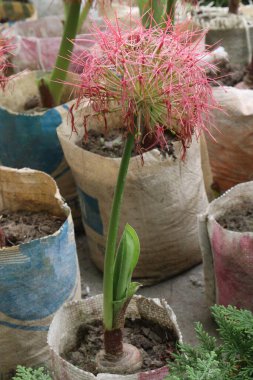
[81,129,176,159]
[63,318,177,375]
[217,201,253,232]
[0,210,65,247]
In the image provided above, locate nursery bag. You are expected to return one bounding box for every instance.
[0,166,81,379]
[48,295,182,380]
[57,112,209,284]
[194,6,253,66]
[198,181,253,310]
[0,71,80,224]
[206,86,253,192]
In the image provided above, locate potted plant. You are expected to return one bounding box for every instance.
[49,16,215,378]
[0,166,81,379]
[57,16,211,282]
[165,304,253,379]
[0,0,101,225]
[198,181,253,312]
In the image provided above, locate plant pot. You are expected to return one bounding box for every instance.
[205,86,253,193]
[57,115,208,284]
[194,6,253,66]
[0,71,81,226]
[0,166,81,380]
[48,294,182,379]
[198,181,253,310]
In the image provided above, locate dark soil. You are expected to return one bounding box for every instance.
[81,129,176,159]
[217,201,253,232]
[0,210,65,247]
[208,60,245,87]
[23,95,47,114]
[63,318,177,375]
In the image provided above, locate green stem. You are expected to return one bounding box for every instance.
[64,1,70,19]
[103,133,135,331]
[166,0,175,24]
[78,0,94,33]
[48,1,81,106]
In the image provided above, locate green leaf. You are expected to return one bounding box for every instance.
[12,366,52,380]
[112,224,141,327]
[138,0,171,27]
[113,224,140,302]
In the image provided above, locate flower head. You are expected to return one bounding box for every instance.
[73,18,215,155]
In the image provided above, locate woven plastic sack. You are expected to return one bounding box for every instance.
[57,112,208,284]
[205,86,253,193]
[0,71,81,224]
[1,15,63,38]
[0,166,81,380]
[6,34,94,73]
[31,0,64,17]
[194,6,253,66]
[198,181,253,309]
[48,295,182,380]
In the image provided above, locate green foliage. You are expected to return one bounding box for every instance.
[138,0,175,26]
[12,366,52,380]
[166,305,253,380]
[112,223,141,327]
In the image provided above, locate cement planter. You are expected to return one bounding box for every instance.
[48,295,182,380]
[198,181,253,310]
[0,166,81,380]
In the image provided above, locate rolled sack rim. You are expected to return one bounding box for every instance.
[0,70,76,116]
[202,181,253,236]
[56,123,192,166]
[47,295,183,378]
[0,166,72,252]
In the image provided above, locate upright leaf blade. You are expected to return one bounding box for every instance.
[112,224,141,328]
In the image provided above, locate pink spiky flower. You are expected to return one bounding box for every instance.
[73,18,215,155]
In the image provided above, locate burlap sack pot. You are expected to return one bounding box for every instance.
[48,294,182,380]
[0,166,81,380]
[194,6,253,66]
[0,71,81,225]
[57,115,208,284]
[205,86,253,193]
[198,181,253,310]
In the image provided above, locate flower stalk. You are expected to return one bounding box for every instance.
[103,133,135,331]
